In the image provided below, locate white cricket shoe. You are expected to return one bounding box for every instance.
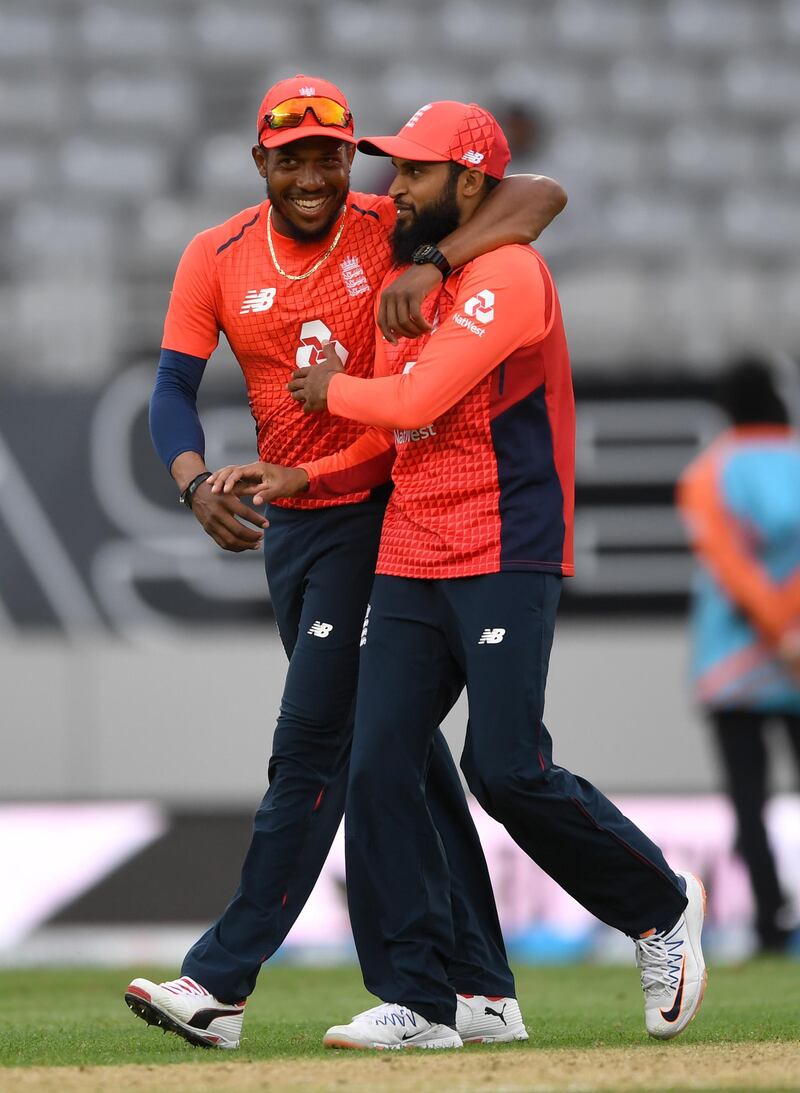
[456,994,528,1043]
[636,871,708,1040]
[124,975,244,1049]
[323,1002,462,1050]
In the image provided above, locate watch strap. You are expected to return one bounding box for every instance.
[180,471,212,509]
[411,244,452,278]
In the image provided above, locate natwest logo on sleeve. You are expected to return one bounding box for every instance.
[295,319,350,369]
[452,289,495,338]
[240,288,277,314]
[464,289,495,324]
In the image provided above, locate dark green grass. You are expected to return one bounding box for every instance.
[0,960,797,1068]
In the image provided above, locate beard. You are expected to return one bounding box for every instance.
[266,178,349,242]
[391,176,461,265]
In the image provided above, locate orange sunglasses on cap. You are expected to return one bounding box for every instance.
[262,97,352,131]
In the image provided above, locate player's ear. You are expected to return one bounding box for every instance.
[460,168,485,198]
[252,145,268,178]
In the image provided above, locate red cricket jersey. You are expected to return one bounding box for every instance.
[161,192,395,508]
[301,246,575,579]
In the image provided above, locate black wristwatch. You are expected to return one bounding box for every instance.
[179,471,212,509]
[411,244,452,278]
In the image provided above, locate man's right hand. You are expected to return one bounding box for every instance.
[189,480,268,552]
[207,461,310,507]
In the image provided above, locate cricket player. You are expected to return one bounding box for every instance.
[219,100,708,1050]
[124,75,566,1049]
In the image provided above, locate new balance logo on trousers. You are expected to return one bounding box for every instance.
[308,621,334,638]
[478,628,505,644]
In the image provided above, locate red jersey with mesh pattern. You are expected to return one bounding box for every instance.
[303,246,575,578]
[161,192,395,508]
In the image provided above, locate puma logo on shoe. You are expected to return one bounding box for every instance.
[484,1004,507,1025]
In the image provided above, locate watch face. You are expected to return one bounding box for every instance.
[412,245,435,263]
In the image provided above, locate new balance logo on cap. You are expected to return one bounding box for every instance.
[241,288,277,314]
[478,628,505,644]
[299,86,316,97]
[308,621,333,638]
[463,149,485,165]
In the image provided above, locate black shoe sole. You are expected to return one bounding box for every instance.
[124,992,217,1049]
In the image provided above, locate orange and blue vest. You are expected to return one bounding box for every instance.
[677,426,800,711]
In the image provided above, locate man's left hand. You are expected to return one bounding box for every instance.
[288,342,345,412]
[378,263,442,344]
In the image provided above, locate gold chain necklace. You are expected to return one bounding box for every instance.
[267,205,347,281]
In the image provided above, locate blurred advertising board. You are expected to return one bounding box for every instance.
[2,795,797,965]
[0,368,725,636]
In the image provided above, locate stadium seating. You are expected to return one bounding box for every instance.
[1,0,797,381]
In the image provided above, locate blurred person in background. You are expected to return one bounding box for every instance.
[677,358,800,954]
[123,73,567,1050]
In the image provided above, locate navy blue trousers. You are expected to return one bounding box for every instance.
[182,495,514,1003]
[346,572,688,1026]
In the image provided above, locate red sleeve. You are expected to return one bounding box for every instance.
[327,248,552,430]
[677,447,800,643]
[299,428,395,498]
[162,232,221,360]
[299,330,396,497]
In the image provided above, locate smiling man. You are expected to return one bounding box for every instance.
[124,76,566,1050]
[214,100,708,1051]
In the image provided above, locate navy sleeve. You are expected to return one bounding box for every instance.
[149,348,208,472]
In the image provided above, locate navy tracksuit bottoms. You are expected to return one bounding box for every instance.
[182,494,514,1003]
[346,571,688,1027]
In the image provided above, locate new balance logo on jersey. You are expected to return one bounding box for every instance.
[240,288,277,314]
[360,605,371,647]
[308,621,333,638]
[478,628,505,644]
[462,149,485,165]
[295,320,349,368]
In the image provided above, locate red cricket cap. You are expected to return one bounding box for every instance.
[358,101,510,179]
[256,74,357,149]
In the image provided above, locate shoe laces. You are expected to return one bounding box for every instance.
[351,1002,415,1025]
[160,976,211,998]
[635,932,683,997]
